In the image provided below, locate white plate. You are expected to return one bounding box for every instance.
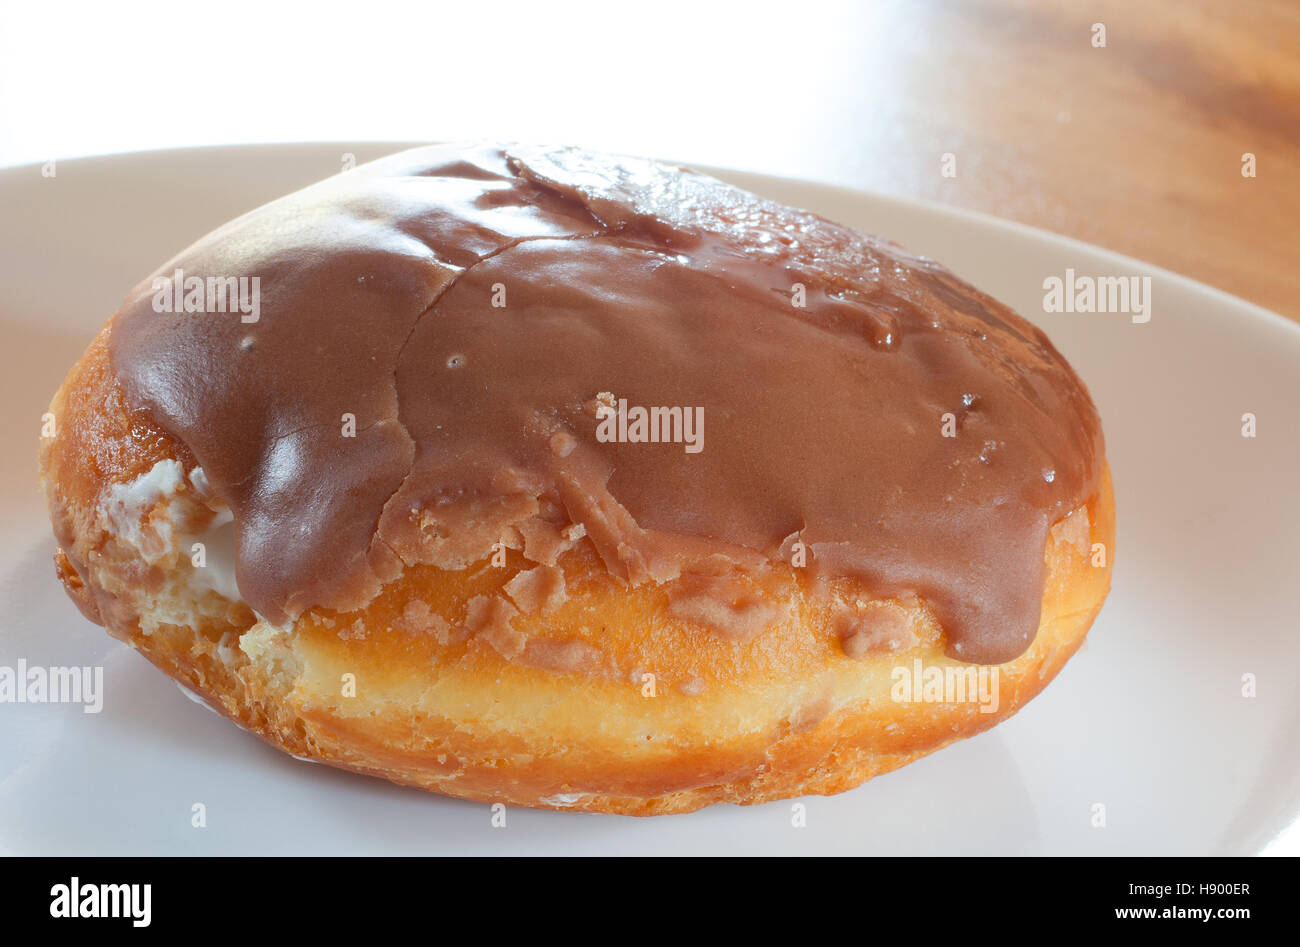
[2,144,1298,856]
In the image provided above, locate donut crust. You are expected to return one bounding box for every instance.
[41,325,1114,816]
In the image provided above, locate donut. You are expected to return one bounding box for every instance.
[39,143,1112,815]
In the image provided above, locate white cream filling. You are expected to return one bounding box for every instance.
[99,458,186,562]
[182,508,240,602]
[539,792,589,807]
[98,460,248,631]
[174,681,222,716]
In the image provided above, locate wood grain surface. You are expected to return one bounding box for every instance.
[841,0,1299,320]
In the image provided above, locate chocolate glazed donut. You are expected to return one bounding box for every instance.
[40,144,1113,814]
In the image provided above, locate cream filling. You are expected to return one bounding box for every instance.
[183,508,240,602]
[97,460,253,642]
[98,458,186,562]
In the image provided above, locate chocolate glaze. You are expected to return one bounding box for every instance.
[109,143,1103,664]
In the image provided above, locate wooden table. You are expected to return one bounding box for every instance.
[842,0,1299,320]
[3,1,1294,319]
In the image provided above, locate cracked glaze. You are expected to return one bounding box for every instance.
[109,143,1103,664]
